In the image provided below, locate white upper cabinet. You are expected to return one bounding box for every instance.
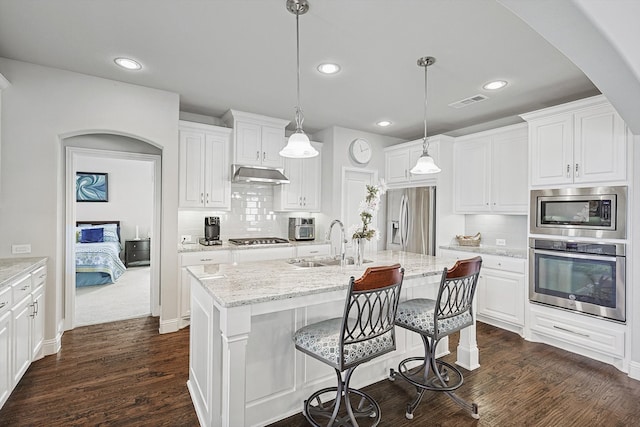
[384,137,443,186]
[179,121,232,209]
[223,110,290,168]
[274,142,322,212]
[522,95,627,187]
[454,124,528,214]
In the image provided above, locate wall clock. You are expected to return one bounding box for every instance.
[349,138,372,165]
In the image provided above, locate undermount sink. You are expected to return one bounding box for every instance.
[287,257,373,268]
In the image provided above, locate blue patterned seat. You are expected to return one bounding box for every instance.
[293,264,404,427]
[390,256,482,421]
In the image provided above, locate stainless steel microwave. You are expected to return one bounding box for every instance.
[288,217,315,241]
[530,186,627,239]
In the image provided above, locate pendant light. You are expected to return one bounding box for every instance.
[279,0,319,159]
[410,56,441,174]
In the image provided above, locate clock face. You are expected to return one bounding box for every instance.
[350,138,372,164]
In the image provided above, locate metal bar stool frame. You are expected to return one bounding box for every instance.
[293,264,405,427]
[390,256,482,420]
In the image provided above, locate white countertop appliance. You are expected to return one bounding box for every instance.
[288,217,315,241]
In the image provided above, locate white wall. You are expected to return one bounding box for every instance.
[76,155,154,242]
[0,57,180,347]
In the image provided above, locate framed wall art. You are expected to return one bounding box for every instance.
[76,172,108,202]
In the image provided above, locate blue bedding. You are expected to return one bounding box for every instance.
[76,241,126,287]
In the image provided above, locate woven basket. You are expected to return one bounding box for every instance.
[456,232,481,247]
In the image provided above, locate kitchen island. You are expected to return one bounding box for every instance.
[187,250,480,427]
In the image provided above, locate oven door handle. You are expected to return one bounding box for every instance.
[531,248,620,262]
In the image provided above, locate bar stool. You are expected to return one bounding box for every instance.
[390,256,482,420]
[293,264,405,426]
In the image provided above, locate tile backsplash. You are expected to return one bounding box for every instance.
[178,184,318,241]
[462,215,528,248]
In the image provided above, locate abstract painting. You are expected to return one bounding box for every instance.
[76,172,108,202]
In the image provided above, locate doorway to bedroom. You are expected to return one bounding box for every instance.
[65,137,161,329]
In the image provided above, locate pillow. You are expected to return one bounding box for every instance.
[80,227,104,243]
[76,223,120,243]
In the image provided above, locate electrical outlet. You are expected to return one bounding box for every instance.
[12,244,32,254]
[496,239,506,246]
[181,235,192,243]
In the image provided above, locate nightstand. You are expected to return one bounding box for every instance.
[125,239,151,267]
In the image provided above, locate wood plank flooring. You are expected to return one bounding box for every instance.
[2,317,640,426]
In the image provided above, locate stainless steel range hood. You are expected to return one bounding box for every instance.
[231,164,290,185]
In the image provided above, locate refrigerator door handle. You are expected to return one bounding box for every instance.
[401,194,410,250]
[399,195,406,249]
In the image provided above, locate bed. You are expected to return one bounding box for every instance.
[75,221,127,287]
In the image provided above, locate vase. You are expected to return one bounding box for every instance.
[354,238,366,266]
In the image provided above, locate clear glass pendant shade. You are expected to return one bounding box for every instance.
[279,131,318,158]
[410,152,441,174]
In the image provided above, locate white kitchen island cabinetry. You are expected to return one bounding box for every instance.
[521,95,628,187]
[384,136,452,186]
[187,251,479,427]
[0,258,47,410]
[440,248,526,336]
[453,123,528,214]
[223,109,289,169]
[274,142,322,212]
[178,121,232,209]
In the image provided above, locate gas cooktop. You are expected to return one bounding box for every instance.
[228,237,290,246]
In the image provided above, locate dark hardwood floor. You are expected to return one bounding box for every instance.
[2,317,640,426]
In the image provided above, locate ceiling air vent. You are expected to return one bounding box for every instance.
[448,94,489,109]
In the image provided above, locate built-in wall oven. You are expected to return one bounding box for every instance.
[529,238,626,322]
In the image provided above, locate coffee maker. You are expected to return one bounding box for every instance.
[199,217,222,246]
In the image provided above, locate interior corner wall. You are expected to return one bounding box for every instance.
[0,57,180,345]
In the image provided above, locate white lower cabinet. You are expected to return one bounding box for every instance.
[0,260,46,411]
[233,246,295,263]
[440,249,526,335]
[295,244,331,258]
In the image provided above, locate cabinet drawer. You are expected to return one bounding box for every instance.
[0,286,11,316]
[181,250,231,266]
[31,266,47,289]
[296,244,331,258]
[128,251,150,261]
[481,255,525,274]
[11,274,31,303]
[127,240,150,251]
[529,305,624,358]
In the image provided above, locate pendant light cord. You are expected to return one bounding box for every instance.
[422,61,429,155]
[295,10,304,132]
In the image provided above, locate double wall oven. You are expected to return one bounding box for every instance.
[529,186,627,322]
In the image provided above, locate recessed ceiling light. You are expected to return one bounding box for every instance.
[114,57,142,71]
[317,63,341,75]
[483,80,507,90]
[376,120,392,127]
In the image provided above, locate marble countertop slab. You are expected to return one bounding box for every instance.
[178,239,330,253]
[0,257,48,289]
[188,250,453,308]
[439,245,527,259]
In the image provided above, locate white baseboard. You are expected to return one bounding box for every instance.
[628,361,640,381]
[159,317,180,334]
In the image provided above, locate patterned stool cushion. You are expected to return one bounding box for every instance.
[395,298,473,336]
[293,318,395,368]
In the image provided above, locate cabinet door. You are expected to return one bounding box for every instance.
[529,115,573,186]
[477,268,524,326]
[491,129,528,213]
[12,296,32,385]
[574,104,627,184]
[261,125,285,168]
[204,132,231,209]
[31,286,44,361]
[278,157,304,210]
[385,149,410,184]
[179,130,206,208]
[235,121,262,166]
[0,311,11,407]
[454,138,491,213]
[300,145,321,211]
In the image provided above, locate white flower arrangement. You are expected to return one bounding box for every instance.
[351,179,387,241]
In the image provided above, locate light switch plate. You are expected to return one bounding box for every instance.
[12,244,32,254]
[496,239,506,246]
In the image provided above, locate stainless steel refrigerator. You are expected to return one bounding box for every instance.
[386,186,436,255]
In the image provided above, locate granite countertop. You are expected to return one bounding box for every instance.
[0,257,48,288]
[178,239,330,253]
[439,245,527,259]
[188,250,452,308]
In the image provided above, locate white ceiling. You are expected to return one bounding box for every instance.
[0,0,600,140]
